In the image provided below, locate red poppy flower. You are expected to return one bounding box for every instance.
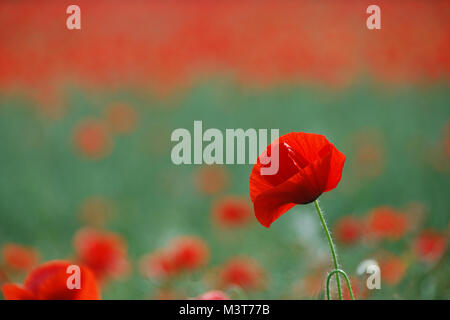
[106,103,137,134]
[367,206,408,240]
[1,260,100,300]
[168,236,210,272]
[219,257,266,291]
[79,196,113,228]
[140,236,210,279]
[334,217,362,245]
[73,119,113,159]
[212,196,253,228]
[139,250,176,280]
[430,122,450,172]
[444,122,450,159]
[196,290,229,300]
[379,256,407,286]
[351,130,384,178]
[342,277,359,300]
[0,268,8,284]
[74,228,129,281]
[249,132,346,227]
[2,243,39,272]
[413,230,447,263]
[154,288,180,300]
[195,165,230,195]
[298,273,323,298]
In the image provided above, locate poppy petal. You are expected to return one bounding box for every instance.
[24,260,100,300]
[281,132,345,192]
[254,152,333,227]
[1,283,36,300]
[249,139,298,201]
[281,132,331,165]
[324,146,346,192]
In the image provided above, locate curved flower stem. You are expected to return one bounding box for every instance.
[313,200,342,300]
[326,269,355,300]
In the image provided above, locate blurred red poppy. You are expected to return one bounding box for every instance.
[249,132,345,227]
[195,290,229,300]
[2,243,39,272]
[195,165,230,195]
[219,257,266,291]
[139,250,176,280]
[355,144,384,177]
[74,228,129,281]
[79,196,113,228]
[106,103,137,134]
[73,119,113,159]
[351,130,385,179]
[379,255,407,286]
[444,122,450,159]
[334,217,362,245]
[413,230,447,263]
[298,273,323,298]
[140,236,209,280]
[168,236,210,272]
[212,196,253,228]
[1,260,100,300]
[0,268,8,284]
[154,288,183,300]
[430,122,450,172]
[342,277,359,300]
[366,206,408,240]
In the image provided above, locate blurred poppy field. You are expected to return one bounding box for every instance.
[0,0,449,300]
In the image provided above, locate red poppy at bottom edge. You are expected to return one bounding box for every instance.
[249,132,346,228]
[1,260,100,300]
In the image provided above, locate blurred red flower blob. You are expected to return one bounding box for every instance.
[334,217,362,245]
[212,196,253,228]
[195,290,229,300]
[73,119,112,159]
[154,288,180,300]
[1,260,100,300]
[351,130,385,178]
[0,268,7,284]
[430,122,450,172]
[79,196,113,228]
[140,236,210,280]
[195,165,230,195]
[379,256,407,286]
[169,236,210,272]
[106,103,137,134]
[342,277,360,300]
[413,230,447,263]
[298,273,323,298]
[2,243,39,272]
[249,132,345,227]
[139,250,176,280]
[74,228,129,281]
[444,122,450,159]
[367,206,408,240]
[219,257,266,291]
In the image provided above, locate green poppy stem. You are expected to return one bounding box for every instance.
[313,199,343,300]
[326,269,355,300]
